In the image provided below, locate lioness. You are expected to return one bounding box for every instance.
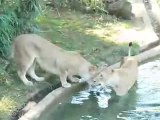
[93,42,138,96]
[11,34,97,87]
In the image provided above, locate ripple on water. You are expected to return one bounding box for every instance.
[71,91,90,105]
[80,115,99,120]
[71,86,111,108]
[137,60,160,109]
[40,59,160,120]
[70,59,160,120]
[118,109,160,120]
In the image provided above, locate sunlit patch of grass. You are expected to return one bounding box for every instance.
[85,20,134,42]
[118,20,134,29]
[85,23,118,41]
[0,71,29,120]
[0,96,17,120]
[0,96,16,113]
[37,10,135,45]
[37,10,139,65]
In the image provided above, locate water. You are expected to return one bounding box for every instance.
[40,59,160,120]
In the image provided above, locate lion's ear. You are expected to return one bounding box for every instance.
[89,66,97,72]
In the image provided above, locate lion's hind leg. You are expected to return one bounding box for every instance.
[17,57,35,86]
[27,59,44,82]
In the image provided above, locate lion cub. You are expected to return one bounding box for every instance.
[93,42,138,96]
[12,34,97,87]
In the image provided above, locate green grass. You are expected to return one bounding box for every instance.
[37,10,139,65]
[0,76,27,120]
[0,9,139,120]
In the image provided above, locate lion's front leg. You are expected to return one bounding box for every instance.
[60,71,71,88]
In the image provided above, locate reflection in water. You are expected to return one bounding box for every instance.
[40,59,160,120]
[71,86,112,108]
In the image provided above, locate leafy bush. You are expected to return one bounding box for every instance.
[0,0,41,59]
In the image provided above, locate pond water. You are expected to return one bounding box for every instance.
[40,59,160,120]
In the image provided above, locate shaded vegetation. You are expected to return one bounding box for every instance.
[0,0,41,58]
[46,0,107,13]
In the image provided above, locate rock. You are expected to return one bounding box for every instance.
[105,0,134,19]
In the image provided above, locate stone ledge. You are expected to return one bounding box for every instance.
[18,82,87,120]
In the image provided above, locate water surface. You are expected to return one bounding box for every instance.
[41,59,160,120]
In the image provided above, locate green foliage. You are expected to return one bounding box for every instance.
[0,0,41,58]
[0,10,18,58]
[79,0,105,12]
[47,0,107,13]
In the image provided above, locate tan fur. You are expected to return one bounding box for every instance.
[12,34,97,87]
[93,43,138,96]
[93,57,138,96]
